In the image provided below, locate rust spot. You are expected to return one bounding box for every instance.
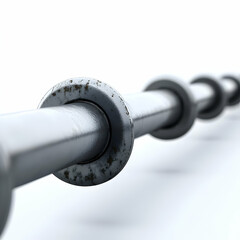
[52,92,56,96]
[85,173,96,182]
[76,172,83,179]
[70,80,73,83]
[96,80,102,86]
[84,81,90,91]
[64,170,69,179]
[64,86,72,93]
[112,146,117,154]
[74,84,82,91]
[125,106,129,115]
[107,156,114,166]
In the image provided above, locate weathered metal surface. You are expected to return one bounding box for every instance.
[5,102,110,187]
[0,75,239,235]
[39,78,134,186]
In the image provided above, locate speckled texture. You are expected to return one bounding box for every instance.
[39,78,134,186]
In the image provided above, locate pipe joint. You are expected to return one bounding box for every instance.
[145,77,197,139]
[221,75,240,106]
[39,78,134,186]
[191,76,227,119]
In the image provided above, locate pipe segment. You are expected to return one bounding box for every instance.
[0,75,239,235]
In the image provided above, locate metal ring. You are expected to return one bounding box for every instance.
[221,75,240,106]
[145,77,197,139]
[39,78,134,186]
[191,76,227,119]
[0,147,12,235]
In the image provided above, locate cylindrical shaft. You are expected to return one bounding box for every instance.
[190,82,216,113]
[0,78,237,188]
[125,79,237,138]
[221,77,239,97]
[0,102,110,187]
[125,90,181,138]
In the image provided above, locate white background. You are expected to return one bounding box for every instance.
[0,0,240,239]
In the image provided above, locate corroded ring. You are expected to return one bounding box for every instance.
[39,78,134,186]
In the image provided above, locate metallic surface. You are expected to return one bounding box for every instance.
[221,75,240,105]
[0,76,238,188]
[191,76,227,119]
[39,78,134,186]
[144,78,197,139]
[0,147,11,235]
[124,90,181,138]
[190,82,216,113]
[0,76,239,235]
[0,102,110,187]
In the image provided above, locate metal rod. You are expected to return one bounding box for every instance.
[2,102,110,187]
[125,79,236,139]
[190,82,216,113]
[0,78,238,188]
[0,76,239,236]
[124,90,181,138]
[221,77,239,97]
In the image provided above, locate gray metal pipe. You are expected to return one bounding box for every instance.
[124,90,181,138]
[125,79,236,139]
[2,102,110,187]
[190,82,216,113]
[0,76,240,236]
[0,78,238,188]
[221,77,239,97]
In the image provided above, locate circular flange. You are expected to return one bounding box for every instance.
[145,77,197,139]
[221,75,240,106]
[0,146,12,235]
[39,78,134,186]
[191,76,227,119]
